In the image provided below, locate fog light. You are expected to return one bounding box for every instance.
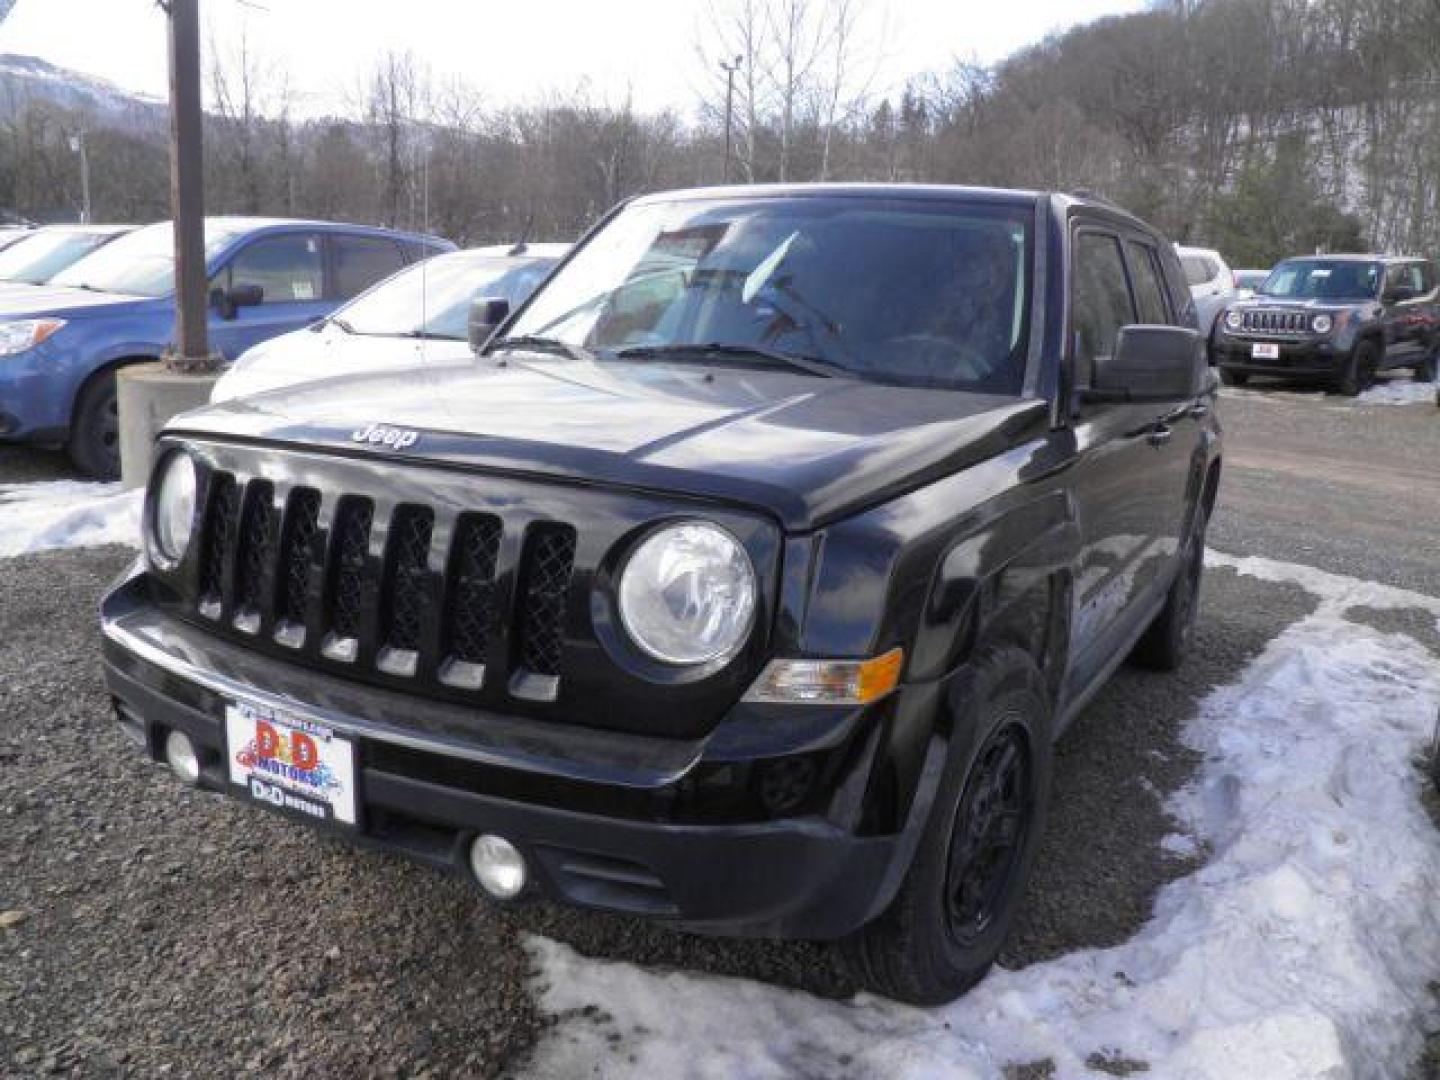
[469,834,527,899]
[164,730,201,786]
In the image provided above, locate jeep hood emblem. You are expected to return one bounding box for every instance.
[351,422,420,450]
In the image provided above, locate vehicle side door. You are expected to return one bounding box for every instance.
[208,231,329,360]
[1383,262,1429,366]
[1417,261,1440,361]
[328,234,408,304]
[1063,226,1180,694]
[1125,236,1203,560]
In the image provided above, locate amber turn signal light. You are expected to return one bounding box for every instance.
[743,648,905,705]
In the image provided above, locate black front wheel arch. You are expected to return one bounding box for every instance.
[839,644,1053,1005]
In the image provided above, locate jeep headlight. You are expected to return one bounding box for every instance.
[1223,310,1243,331]
[1311,313,1333,335]
[618,522,756,666]
[0,318,65,356]
[149,451,198,565]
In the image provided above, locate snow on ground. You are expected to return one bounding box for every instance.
[524,552,1440,1080]
[1359,378,1436,406]
[0,481,142,557]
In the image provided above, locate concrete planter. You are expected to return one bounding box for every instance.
[116,361,221,490]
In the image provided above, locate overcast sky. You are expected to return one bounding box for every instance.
[0,0,1146,117]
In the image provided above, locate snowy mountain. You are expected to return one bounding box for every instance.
[0,53,163,129]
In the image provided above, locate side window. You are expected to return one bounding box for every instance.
[227,233,323,303]
[1125,241,1170,324]
[1422,263,1438,294]
[1180,255,1212,288]
[1072,231,1136,383]
[332,235,406,300]
[1408,264,1428,294]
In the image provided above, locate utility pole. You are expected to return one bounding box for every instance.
[162,0,214,374]
[720,54,742,184]
[117,0,221,488]
[69,130,91,223]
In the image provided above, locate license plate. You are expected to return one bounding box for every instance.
[225,699,357,827]
[1251,342,1280,360]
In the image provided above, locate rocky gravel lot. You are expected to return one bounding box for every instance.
[0,384,1436,1077]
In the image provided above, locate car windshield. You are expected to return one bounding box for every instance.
[336,252,557,339]
[50,222,243,298]
[1261,259,1381,301]
[500,195,1033,393]
[0,230,120,285]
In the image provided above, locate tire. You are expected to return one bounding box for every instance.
[1132,503,1209,671]
[1415,345,1437,383]
[66,370,121,479]
[1219,367,1248,387]
[840,645,1052,1005]
[1336,339,1378,397]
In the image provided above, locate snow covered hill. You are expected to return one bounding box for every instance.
[0,52,163,130]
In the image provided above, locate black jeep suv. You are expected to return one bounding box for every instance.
[1210,254,1440,394]
[101,185,1221,1005]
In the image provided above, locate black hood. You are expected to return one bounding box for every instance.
[172,357,1047,531]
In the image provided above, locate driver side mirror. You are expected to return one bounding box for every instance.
[468,295,510,353]
[210,283,263,321]
[1086,325,1205,403]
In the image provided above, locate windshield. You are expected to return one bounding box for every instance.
[0,230,118,285]
[1261,259,1381,301]
[502,196,1033,393]
[337,252,557,339]
[50,222,242,297]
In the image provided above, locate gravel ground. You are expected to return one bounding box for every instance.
[0,386,1435,1077]
[1211,376,1440,596]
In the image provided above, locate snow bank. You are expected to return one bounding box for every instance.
[524,553,1440,1080]
[1359,378,1436,406]
[0,481,142,557]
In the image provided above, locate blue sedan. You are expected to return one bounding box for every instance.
[0,216,453,476]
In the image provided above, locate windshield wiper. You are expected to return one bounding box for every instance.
[612,342,848,379]
[489,334,597,363]
[399,329,463,341]
[328,316,356,334]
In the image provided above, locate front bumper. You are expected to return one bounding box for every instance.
[101,562,934,939]
[1209,335,1344,378]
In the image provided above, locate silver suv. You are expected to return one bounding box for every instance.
[1176,244,1237,335]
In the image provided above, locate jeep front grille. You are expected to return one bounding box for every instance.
[1239,309,1308,335]
[193,469,577,705]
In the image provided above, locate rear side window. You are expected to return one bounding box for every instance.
[1126,241,1170,324]
[227,233,323,303]
[1180,254,1216,287]
[332,235,406,299]
[1073,232,1136,380]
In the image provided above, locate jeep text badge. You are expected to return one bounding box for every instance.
[351,423,420,451]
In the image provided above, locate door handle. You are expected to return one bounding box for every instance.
[1148,426,1173,447]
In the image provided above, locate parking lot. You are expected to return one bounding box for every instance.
[1,377,1438,1077]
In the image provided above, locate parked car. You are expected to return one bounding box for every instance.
[101,184,1220,1006]
[0,216,453,477]
[211,242,569,403]
[1176,244,1237,334]
[0,224,134,290]
[1232,268,1269,298]
[1210,254,1439,394]
[0,226,36,252]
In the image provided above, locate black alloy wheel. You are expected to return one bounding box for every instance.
[944,725,1033,947]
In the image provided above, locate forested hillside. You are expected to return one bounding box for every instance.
[0,0,1435,264]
